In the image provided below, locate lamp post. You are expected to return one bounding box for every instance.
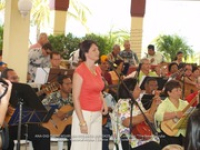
[18,0,32,18]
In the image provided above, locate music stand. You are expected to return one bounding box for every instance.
[141,94,154,110]
[8,106,53,126]
[47,68,74,82]
[10,82,48,111]
[9,82,52,150]
[139,77,168,91]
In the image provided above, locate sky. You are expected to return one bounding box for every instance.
[65,0,200,55]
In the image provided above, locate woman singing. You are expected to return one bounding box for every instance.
[71,40,108,150]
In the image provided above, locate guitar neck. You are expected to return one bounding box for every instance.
[36,89,47,97]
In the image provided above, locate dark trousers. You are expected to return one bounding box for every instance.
[102,127,112,150]
[121,135,161,150]
[158,131,184,149]
[4,124,50,150]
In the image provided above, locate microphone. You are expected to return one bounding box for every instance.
[107,60,118,69]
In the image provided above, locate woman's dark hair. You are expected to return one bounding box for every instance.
[168,62,178,72]
[118,78,137,99]
[164,80,181,96]
[79,40,98,61]
[184,109,200,150]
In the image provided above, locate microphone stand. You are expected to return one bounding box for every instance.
[108,62,157,149]
[17,98,24,150]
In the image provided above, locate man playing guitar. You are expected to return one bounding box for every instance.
[42,74,73,150]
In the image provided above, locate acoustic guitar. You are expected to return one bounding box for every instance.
[131,92,160,140]
[36,82,60,97]
[161,95,197,136]
[42,104,74,136]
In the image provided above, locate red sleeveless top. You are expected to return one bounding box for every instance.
[75,63,104,111]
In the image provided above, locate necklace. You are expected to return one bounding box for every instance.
[89,68,97,75]
[84,62,97,75]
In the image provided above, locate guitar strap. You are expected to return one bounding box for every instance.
[0,122,9,149]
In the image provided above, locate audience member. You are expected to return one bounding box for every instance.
[120,40,139,75]
[145,44,164,65]
[107,44,122,62]
[28,42,52,81]
[29,32,48,50]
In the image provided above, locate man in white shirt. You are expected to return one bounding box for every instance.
[145,44,164,65]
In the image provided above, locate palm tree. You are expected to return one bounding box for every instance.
[30,0,50,37]
[67,0,92,33]
[0,0,5,11]
[154,34,194,62]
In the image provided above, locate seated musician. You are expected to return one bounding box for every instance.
[49,51,66,69]
[185,76,200,107]
[108,59,124,99]
[143,77,159,95]
[154,80,188,148]
[184,66,199,87]
[180,64,197,98]
[125,58,157,83]
[113,78,161,150]
[42,74,73,150]
[1,68,50,150]
[167,62,179,78]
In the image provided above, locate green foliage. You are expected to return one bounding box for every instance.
[48,33,80,59]
[82,33,113,56]
[0,25,3,50]
[154,34,194,62]
[48,30,130,59]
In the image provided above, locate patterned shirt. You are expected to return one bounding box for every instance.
[28,48,50,81]
[120,50,139,66]
[113,98,159,148]
[42,91,73,111]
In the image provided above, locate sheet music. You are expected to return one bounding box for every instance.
[34,68,50,84]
